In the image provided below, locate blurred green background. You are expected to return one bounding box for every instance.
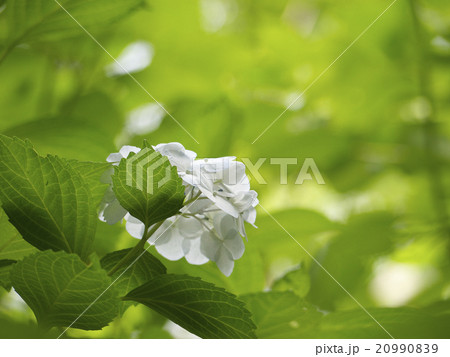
[0,0,450,338]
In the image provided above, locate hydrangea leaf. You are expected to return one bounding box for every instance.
[111,146,185,227]
[68,160,111,206]
[124,274,257,339]
[0,259,16,291]
[4,0,146,45]
[0,135,97,261]
[11,250,119,330]
[0,208,37,261]
[100,248,167,315]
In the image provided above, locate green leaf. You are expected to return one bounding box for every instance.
[68,160,111,206]
[5,0,146,45]
[11,250,119,330]
[241,291,322,338]
[0,259,16,291]
[272,265,311,298]
[0,135,97,261]
[124,274,256,339]
[111,145,185,227]
[0,207,37,261]
[100,248,166,314]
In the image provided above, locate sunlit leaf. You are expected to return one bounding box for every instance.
[68,160,111,206]
[0,135,97,261]
[112,145,185,227]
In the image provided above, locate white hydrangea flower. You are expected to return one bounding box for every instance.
[184,157,258,219]
[100,143,258,276]
[200,212,245,276]
[125,208,208,265]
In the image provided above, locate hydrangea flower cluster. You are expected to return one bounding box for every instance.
[100,143,258,276]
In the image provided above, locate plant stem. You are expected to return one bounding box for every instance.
[408,0,450,246]
[184,192,205,206]
[107,220,164,276]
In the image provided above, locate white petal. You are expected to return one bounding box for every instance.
[194,157,235,173]
[101,199,127,224]
[184,198,213,214]
[181,238,191,255]
[234,174,251,192]
[126,219,145,239]
[101,187,117,204]
[213,196,239,218]
[215,248,234,276]
[243,206,257,225]
[125,213,141,224]
[178,216,203,239]
[237,214,247,238]
[184,238,209,265]
[106,153,124,164]
[148,219,173,245]
[200,231,221,261]
[194,169,215,196]
[231,190,258,213]
[154,142,196,172]
[154,229,185,261]
[223,229,245,260]
[213,212,237,238]
[119,145,141,158]
[100,167,115,184]
[181,173,200,187]
[185,149,197,161]
[222,161,246,186]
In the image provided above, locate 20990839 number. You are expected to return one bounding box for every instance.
[376,344,438,354]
